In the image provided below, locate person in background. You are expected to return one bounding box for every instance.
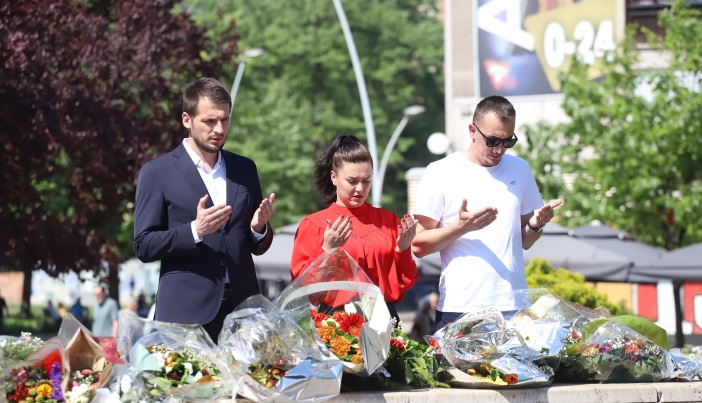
[43,300,62,331]
[92,284,119,338]
[412,95,563,329]
[69,297,88,326]
[411,292,439,342]
[0,291,9,334]
[133,77,275,343]
[120,298,139,316]
[291,134,418,324]
[57,302,67,318]
[136,293,150,318]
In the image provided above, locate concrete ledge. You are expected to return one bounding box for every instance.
[329,381,702,403]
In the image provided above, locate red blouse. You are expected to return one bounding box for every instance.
[290,202,418,303]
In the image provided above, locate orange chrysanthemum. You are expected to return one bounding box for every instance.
[503,374,518,385]
[338,313,364,337]
[316,325,336,343]
[351,351,364,364]
[330,336,352,356]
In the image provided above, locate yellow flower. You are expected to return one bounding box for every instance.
[330,336,352,356]
[36,382,53,398]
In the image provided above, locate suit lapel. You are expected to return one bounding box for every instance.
[223,152,241,225]
[172,143,213,208]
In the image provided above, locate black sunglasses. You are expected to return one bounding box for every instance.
[474,124,518,148]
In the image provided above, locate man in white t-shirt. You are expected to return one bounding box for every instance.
[412,95,563,329]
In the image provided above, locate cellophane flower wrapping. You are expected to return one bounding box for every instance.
[428,289,608,387]
[219,294,343,402]
[273,248,392,377]
[666,348,702,381]
[558,320,674,383]
[107,312,233,402]
[429,307,553,387]
[56,313,122,403]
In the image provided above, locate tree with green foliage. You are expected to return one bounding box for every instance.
[526,258,626,315]
[0,0,237,312]
[185,0,445,226]
[520,0,702,250]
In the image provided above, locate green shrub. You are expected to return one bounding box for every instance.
[525,258,628,315]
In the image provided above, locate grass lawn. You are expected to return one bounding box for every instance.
[1,303,88,336]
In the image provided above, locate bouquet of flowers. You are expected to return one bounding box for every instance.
[558,319,673,383]
[429,307,554,388]
[274,248,392,376]
[2,338,68,402]
[110,312,233,401]
[54,313,121,403]
[64,369,101,403]
[311,309,364,366]
[666,348,702,381]
[0,332,45,373]
[382,326,449,388]
[220,294,343,402]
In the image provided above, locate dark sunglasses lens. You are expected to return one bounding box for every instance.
[485,137,501,147]
[504,137,517,148]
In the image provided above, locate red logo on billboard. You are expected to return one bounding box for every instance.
[484,60,512,91]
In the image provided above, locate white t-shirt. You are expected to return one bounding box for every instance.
[413,152,543,313]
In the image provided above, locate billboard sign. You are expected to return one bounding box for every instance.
[476,0,618,97]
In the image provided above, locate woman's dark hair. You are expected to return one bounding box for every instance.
[313,134,373,205]
[182,77,231,117]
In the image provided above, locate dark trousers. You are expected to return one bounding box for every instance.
[435,310,464,330]
[435,309,518,330]
[202,284,235,344]
[386,301,399,327]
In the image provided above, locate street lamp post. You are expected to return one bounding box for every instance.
[230,48,265,117]
[332,0,380,197]
[374,105,426,207]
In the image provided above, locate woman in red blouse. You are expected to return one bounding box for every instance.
[291,134,418,322]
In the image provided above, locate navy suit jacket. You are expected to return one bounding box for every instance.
[133,143,272,325]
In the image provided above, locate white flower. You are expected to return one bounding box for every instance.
[120,374,133,393]
[183,362,193,374]
[65,382,90,403]
[186,370,203,384]
[153,351,167,369]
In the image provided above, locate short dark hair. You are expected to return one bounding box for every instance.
[313,134,372,205]
[473,95,516,125]
[182,77,232,117]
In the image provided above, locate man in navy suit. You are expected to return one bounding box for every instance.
[134,77,275,342]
